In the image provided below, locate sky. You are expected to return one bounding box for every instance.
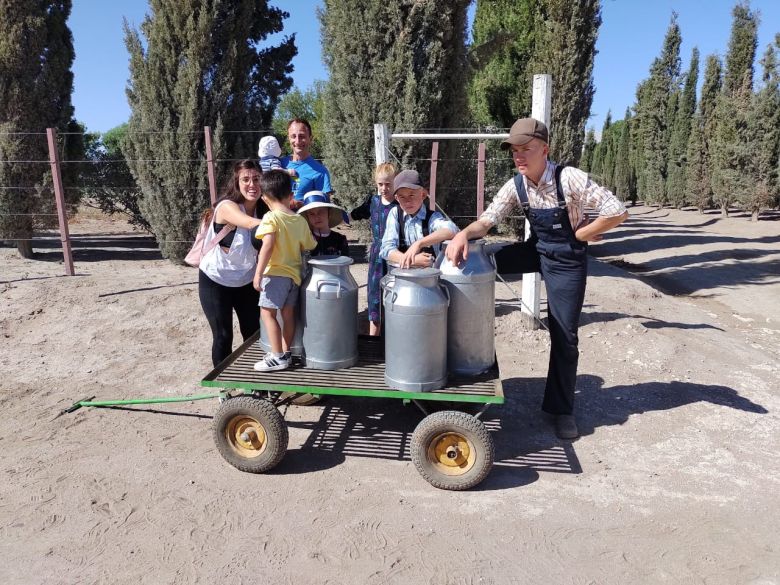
[70,0,780,135]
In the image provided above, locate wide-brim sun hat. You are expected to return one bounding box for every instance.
[297,190,349,228]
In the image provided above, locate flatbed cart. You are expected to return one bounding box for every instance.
[202,331,504,491]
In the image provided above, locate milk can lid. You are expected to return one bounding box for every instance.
[441,238,486,247]
[391,267,441,278]
[308,255,354,266]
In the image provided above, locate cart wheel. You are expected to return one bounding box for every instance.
[280,392,323,406]
[410,410,494,490]
[213,396,288,473]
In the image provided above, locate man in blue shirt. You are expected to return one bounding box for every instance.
[380,170,458,268]
[280,118,333,210]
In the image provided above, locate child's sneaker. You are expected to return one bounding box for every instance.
[253,353,290,372]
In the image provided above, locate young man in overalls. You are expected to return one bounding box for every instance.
[446,118,628,439]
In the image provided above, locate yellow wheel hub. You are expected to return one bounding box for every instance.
[226,415,267,458]
[427,432,475,476]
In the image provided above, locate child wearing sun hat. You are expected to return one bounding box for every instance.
[297,191,350,257]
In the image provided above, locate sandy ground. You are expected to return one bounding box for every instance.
[1,205,778,584]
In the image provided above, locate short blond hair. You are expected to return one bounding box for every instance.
[374,162,396,180]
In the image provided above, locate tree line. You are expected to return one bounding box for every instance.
[580,4,780,220]
[1,0,602,262]
[3,1,774,264]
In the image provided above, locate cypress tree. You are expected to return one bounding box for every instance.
[0,0,77,258]
[685,113,709,212]
[711,75,753,217]
[630,82,648,201]
[590,141,603,178]
[123,0,295,261]
[638,14,681,206]
[744,38,780,220]
[465,0,539,233]
[698,54,722,207]
[711,2,758,217]
[532,0,601,165]
[590,110,611,180]
[468,0,538,126]
[320,0,470,209]
[601,120,617,191]
[666,47,699,208]
[464,0,600,223]
[580,128,596,172]
[723,1,758,95]
[613,108,632,201]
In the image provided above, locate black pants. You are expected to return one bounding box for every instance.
[494,237,587,415]
[199,270,259,367]
[538,249,587,415]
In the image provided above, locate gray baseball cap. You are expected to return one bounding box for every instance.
[393,169,426,194]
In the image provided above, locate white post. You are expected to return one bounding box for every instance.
[374,123,390,165]
[521,74,552,329]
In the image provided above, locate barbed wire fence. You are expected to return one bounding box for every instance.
[0,124,527,280]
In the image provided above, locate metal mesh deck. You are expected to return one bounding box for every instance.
[202,332,503,404]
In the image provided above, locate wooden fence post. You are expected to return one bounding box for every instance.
[521,74,553,329]
[46,128,74,276]
[204,126,217,206]
[476,142,486,218]
[429,142,439,211]
[374,123,390,165]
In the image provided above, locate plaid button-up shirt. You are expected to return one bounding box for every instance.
[481,161,626,229]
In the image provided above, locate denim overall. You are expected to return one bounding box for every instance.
[514,165,587,415]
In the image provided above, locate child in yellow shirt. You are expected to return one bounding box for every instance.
[252,170,317,371]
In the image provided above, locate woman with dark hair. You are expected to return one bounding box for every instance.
[198,159,268,366]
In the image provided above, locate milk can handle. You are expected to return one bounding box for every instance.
[381,275,396,306]
[440,284,451,307]
[316,279,342,299]
[488,249,497,271]
[383,288,397,306]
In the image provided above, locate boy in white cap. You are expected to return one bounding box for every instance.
[298,191,350,257]
[257,135,297,178]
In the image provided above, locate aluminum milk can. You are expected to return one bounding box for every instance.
[383,268,449,391]
[435,239,496,375]
[300,256,359,370]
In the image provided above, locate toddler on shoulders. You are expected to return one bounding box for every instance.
[258,135,297,178]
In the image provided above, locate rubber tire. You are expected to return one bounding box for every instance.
[280,392,323,406]
[213,396,288,473]
[410,410,494,490]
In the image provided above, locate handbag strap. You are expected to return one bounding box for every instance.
[201,223,235,256]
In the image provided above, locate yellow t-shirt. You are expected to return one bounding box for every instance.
[255,209,317,285]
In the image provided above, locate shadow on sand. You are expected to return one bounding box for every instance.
[70,372,766,491]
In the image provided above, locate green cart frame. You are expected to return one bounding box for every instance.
[202,332,504,490]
